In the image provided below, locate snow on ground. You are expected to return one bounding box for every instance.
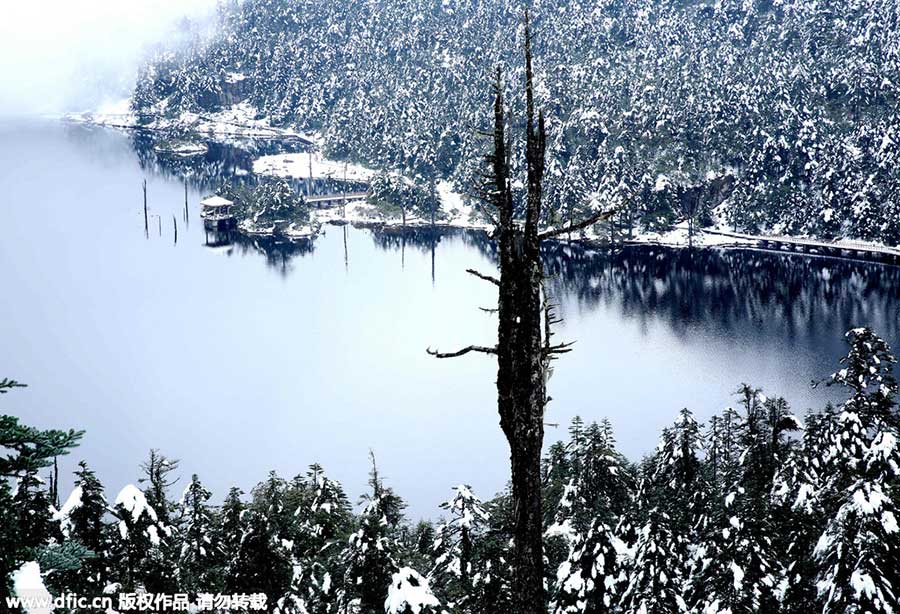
[253,151,379,183]
[152,141,209,156]
[436,180,491,229]
[238,218,321,239]
[65,100,311,140]
[625,222,757,248]
[253,157,491,233]
[177,102,309,139]
[566,219,758,249]
[302,178,489,231]
[12,562,54,614]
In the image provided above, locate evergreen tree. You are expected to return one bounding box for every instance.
[277,464,352,614]
[108,484,167,591]
[430,484,489,608]
[342,454,404,613]
[551,518,625,614]
[543,438,574,529]
[690,388,799,613]
[177,474,219,595]
[645,409,709,541]
[229,473,293,604]
[219,487,246,589]
[776,328,900,614]
[705,408,742,524]
[808,329,900,613]
[619,509,687,614]
[576,420,633,527]
[771,409,832,614]
[138,450,180,594]
[384,567,443,614]
[52,461,110,595]
[0,382,83,601]
[812,429,900,614]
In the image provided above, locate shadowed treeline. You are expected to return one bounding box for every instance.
[541,242,900,346]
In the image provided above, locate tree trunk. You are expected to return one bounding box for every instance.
[428,13,616,611]
[497,245,547,613]
[508,424,545,612]
[495,13,549,608]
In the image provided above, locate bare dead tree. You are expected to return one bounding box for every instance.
[427,12,616,613]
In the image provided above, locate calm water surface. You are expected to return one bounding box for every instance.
[2,120,898,518]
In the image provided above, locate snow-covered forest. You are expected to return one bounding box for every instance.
[131,0,900,244]
[3,327,899,613]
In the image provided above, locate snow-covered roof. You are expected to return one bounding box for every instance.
[200,195,234,207]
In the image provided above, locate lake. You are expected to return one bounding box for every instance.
[2,119,899,519]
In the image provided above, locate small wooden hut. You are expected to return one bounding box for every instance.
[200,196,236,230]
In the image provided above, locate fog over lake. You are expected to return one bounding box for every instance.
[2,120,898,518]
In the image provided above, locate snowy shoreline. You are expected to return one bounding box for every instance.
[62,114,900,260]
[63,100,315,142]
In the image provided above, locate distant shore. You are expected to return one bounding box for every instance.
[65,112,900,262]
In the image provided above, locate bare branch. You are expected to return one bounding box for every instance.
[538,207,618,240]
[466,268,500,286]
[479,307,499,314]
[544,341,576,356]
[426,345,498,359]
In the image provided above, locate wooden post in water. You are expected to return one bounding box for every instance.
[143,179,149,237]
[157,215,161,236]
[173,215,178,245]
[342,163,347,218]
[184,183,189,225]
[343,224,349,272]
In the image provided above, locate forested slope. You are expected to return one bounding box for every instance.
[133,0,900,243]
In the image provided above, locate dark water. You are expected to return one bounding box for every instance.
[2,120,899,518]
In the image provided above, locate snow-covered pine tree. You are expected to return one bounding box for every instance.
[808,328,900,613]
[441,488,516,614]
[577,420,632,526]
[108,483,168,592]
[177,474,219,595]
[619,508,687,614]
[51,461,110,595]
[12,472,57,566]
[138,450,180,594]
[645,409,709,541]
[772,328,899,614]
[618,410,706,614]
[341,454,405,613]
[219,486,246,589]
[228,472,293,605]
[688,486,779,614]
[543,423,580,581]
[430,484,489,609]
[705,408,742,525]
[813,428,900,614]
[543,438,574,531]
[771,408,832,614]
[822,327,898,429]
[276,464,352,614]
[0,394,83,602]
[544,417,633,594]
[384,567,443,614]
[550,518,625,614]
[689,388,799,613]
